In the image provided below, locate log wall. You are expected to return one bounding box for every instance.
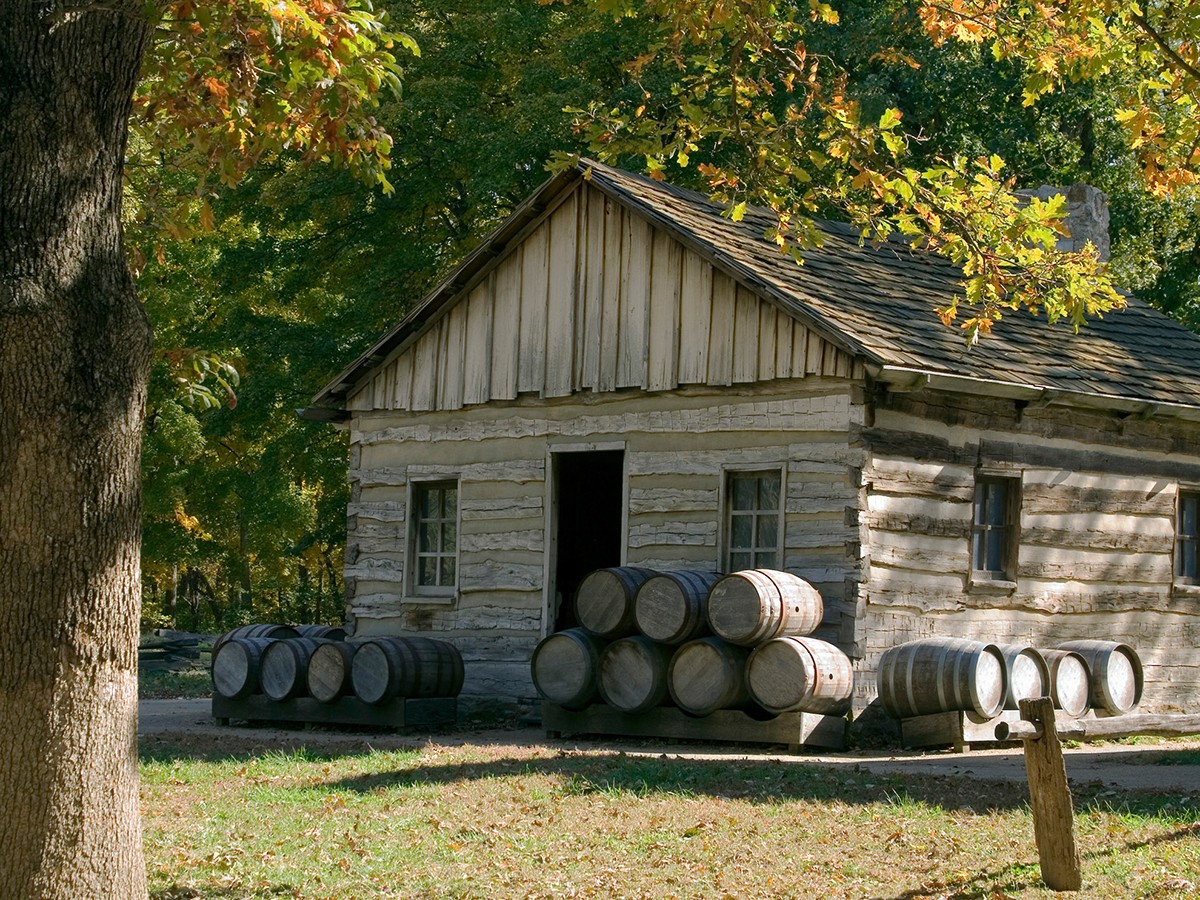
[345,384,863,706]
[856,387,1200,714]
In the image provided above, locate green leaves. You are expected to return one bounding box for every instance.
[576,0,1133,342]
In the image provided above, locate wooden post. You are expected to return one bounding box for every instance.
[1018,697,1082,891]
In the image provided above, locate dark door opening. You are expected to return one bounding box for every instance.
[551,449,624,631]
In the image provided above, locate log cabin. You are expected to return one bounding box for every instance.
[304,159,1200,720]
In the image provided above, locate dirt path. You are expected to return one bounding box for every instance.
[139,698,1200,795]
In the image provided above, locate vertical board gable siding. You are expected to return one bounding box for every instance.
[352,182,857,412]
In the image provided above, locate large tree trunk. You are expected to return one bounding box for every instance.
[0,5,154,898]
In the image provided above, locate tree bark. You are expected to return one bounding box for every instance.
[0,5,154,898]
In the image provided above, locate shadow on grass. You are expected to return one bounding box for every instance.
[140,732,1200,823]
[867,822,1200,900]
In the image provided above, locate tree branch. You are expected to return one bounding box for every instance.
[1130,10,1200,85]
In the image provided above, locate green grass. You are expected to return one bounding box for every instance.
[139,666,212,699]
[140,738,1200,899]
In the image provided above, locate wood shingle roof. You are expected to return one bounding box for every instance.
[310,159,1200,418]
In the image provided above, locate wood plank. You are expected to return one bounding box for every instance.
[544,194,578,398]
[411,323,439,411]
[805,330,823,376]
[775,309,794,378]
[791,323,809,376]
[757,299,777,381]
[518,223,550,393]
[393,343,414,411]
[578,185,605,390]
[678,249,712,385]
[462,281,493,406]
[491,256,521,400]
[732,284,760,383]
[440,302,466,411]
[617,212,651,388]
[646,228,681,393]
[597,195,623,392]
[707,271,736,386]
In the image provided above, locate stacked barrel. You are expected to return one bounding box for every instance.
[876,637,1142,721]
[531,567,854,724]
[211,623,464,710]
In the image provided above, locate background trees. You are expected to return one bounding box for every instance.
[136,0,651,631]
[139,1,1200,632]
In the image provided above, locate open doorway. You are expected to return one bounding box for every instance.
[549,449,625,631]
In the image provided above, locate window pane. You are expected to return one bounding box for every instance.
[974,485,987,525]
[755,550,778,569]
[442,522,457,553]
[419,557,437,586]
[1184,495,1198,537]
[987,482,1008,525]
[731,515,753,549]
[419,522,438,553]
[419,487,437,519]
[986,528,1005,572]
[757,514,778,548]
[440,557,456,586]
[732,475,756,510]
[729,551,752,571]
[758,474,781,511]
[972,530,986,569]
[442,486,457,518]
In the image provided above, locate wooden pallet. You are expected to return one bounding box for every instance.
[900,708,1113,751]
[212,695,457,730]
[542,703,846,751]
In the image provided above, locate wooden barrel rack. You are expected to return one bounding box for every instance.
[212,694,457,731]
[541,702,846,751]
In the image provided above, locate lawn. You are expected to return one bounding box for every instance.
[140,736,1200,899]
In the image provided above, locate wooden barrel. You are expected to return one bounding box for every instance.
[597,635,673,713]
[634,571,720,644]
[746,636,854,716]
[1057,640,1143,714]
[351,637,465,705]
[260,637,333,701]
[294,623,348,641]
[706,569,823,646]
[1040,649,1091,718]
[212,623,299,654]
[667,637,752,716]
[531,628,606,710]
[997,644,1051,710]
[306,641,359,703]
[876,638,1007,719]
[211,637,275,699]
[575,567,658,638]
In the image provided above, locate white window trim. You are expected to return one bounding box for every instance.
[718,462,787,574]
[405,476,461,605]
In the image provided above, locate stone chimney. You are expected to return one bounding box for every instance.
[1019,183,1110,261]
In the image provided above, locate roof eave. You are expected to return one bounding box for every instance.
[876,365,1200,422]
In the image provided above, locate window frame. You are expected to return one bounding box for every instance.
[720,465,786,573]
[407,478,460,602]
[1175,487,1200,585]
[970,472,1021,585]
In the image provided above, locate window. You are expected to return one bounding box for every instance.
[725,470,782,571]
[972,475,1019,580]
[1177,490,1200,583]
[412,481,458,595]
